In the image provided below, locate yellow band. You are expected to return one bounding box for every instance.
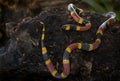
[96,30,103,35]
[63,59,70,64]
[45,59,51,65]
[41,34,45,40]
[78,18,83,24]
[96,38,101,44]
[65,25,70,30]
[79,9,83,14]
[42,47,47,54]
[61,72,67,78]
[88,44,93,51]
[52,69,58,76]
[40,21,44,24]
[78,43,82,49]
[86,22,91,26]
[76,26,81,31]
[42,28,45,32]
[66,47,72,53]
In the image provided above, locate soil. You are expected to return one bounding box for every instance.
[0,1,120,81]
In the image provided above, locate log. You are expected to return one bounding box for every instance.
[0,7,120,81]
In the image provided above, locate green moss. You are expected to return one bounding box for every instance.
[76,0,120,21]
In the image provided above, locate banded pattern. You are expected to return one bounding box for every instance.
[40,21,70,78]
[40,3,116,79]
[62,3,91,31]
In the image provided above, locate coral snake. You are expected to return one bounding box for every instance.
[40,3,116,79]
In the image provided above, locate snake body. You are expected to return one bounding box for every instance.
[40,3,116,79]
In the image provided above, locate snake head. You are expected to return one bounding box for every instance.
[99,12,116,29]
[105,12,116,25]
[68,3,75,12]
[105,12,116,19]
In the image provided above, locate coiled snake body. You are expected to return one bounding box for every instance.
[40,4,116,79]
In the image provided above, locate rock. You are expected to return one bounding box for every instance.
[0,7,120,81]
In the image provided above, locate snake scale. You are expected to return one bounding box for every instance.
[40,3,116,79]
